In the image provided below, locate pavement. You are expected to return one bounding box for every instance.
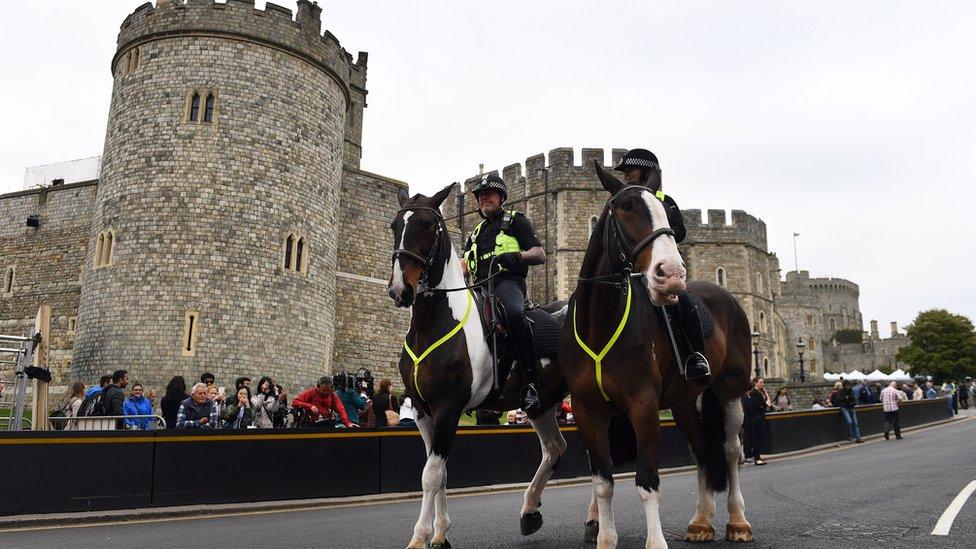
[1,413,974,548]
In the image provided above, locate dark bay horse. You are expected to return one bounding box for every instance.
[559,163,754,548]
[388,183,570,549]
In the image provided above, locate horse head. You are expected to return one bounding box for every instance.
[387,183,456,308]
[593,161,687,305]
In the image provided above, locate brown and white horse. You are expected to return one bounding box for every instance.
[388,183,570,549]
[559,163,754,548]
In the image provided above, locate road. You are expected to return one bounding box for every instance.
[2,416,974,548]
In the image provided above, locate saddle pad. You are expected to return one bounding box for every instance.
[526,306,563,359]
[686,292,714,339]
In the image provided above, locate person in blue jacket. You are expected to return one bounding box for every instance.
[123,383,154,430]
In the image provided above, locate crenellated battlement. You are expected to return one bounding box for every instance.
[680,208,768,251]
[116,0,366,105]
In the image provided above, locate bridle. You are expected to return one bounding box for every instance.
[578,184,676,288]
[391,205,503,295]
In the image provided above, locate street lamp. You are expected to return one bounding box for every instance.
[796,337,807,383]
[751,327,762,378]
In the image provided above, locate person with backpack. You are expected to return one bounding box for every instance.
[85,375,111,399]
[100,370,129,430]
[829,380,863,443]
[56,381,86,431]
[123,382,154,430]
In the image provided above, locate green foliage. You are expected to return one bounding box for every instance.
[897,309,976,383]
[833,329,863,344]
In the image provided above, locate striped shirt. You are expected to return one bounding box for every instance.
[881,386,906,412]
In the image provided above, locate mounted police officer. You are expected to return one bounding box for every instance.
[615,148,710,383]
[462,174,547,410]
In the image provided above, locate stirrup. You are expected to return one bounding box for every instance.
[684,352,711,382]
[521,383,541,410]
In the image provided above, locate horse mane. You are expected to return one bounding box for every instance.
[577,201,611,281]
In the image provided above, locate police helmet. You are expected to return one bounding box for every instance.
[472,173,508,202]
[614,148,660,172]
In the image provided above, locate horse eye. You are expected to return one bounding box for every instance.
[421,220,433,230]
[619,200,633,211]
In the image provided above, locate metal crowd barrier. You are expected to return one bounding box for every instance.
[48,414,166,431]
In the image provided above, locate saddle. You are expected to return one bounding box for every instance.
[685,292,715,339]
[472,291,565,360]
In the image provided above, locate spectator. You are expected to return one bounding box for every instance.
[207,385,228,427]
[958,381,969,410]
[829,380,863,443]
[942,380,957,415]
[234,377,251,393]
[398,396,417,427]
[123,383,154,430]
[742,377,771,465]
[811,398,826,410]
[222,387,253,429]
[201,372,215,387]
[272,384,290,428]
[924,381,937,399]
[85,375,111,399]
[250,376,280,429]
[101,370,129,429]
[61,380,86,431]
[881,381,906,440]
[772,387,793,412]
[557,399,574,424]
[851,380,870,406]
[370,378,400,428]
[336,376,367,426]
[292,377,355,428]
[176,383,219,429]
[161,376,188,429]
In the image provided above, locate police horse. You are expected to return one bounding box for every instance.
[559,163,754,548]
[387,183,569,549]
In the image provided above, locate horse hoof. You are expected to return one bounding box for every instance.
[725,523,754,542]
[430,539,452,549]
[685,523,716,542]
[520,511,543,535]
[584,520,600,543]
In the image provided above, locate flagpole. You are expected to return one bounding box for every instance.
[792,232,800,273]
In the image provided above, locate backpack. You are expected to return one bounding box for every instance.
[858,385,872,405]
[78,391,106,418]
[49,399,75,430]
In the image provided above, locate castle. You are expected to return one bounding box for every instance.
[0,0,904,394]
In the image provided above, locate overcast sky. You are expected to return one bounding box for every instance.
[2,1,974,332]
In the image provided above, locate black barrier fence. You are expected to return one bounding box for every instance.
[0,398,951,517]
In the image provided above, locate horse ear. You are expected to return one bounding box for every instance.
[430,182,457,208]
[594,160,623,194]
[396,186,410,207]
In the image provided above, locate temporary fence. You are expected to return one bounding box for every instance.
[47,414,166,431]
[0,331,40,431]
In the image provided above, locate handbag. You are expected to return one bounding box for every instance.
[384,394,400,425]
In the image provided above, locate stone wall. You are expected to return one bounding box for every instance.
[776,270,827,378]
[0,183,96,384]
[332,168,411,388]
[809,276,862,334]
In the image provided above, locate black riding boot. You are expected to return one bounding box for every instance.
[514,330,542,411]
[677,294,710,384]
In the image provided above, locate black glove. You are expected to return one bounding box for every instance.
[495,252,522,270]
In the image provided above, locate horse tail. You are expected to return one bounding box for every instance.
[701,386,729,492]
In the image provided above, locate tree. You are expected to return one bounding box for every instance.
[833,329,863,344]
[896,309,976,383]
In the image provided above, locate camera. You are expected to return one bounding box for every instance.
[332,368,375,397]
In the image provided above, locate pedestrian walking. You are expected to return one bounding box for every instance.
[829,380,863,443]
[942,381,957,415]
[742,377,771,465]
[880,381,906,440]
[958,382,970,410]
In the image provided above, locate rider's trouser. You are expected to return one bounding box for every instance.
[667,292,705,356]
[494,277,539,384]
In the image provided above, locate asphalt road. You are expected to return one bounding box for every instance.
[2,416,974,549]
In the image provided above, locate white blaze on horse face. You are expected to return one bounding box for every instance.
[641,191,685,303]
[390,211,414,296]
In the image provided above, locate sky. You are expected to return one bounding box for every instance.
[1,1,974,331]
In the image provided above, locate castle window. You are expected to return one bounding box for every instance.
[67,317,77,335]
[282,232,308,274]
[809,340,815,351]
[129,47,139,73]
[759,312,767,333]
[182,311,200,357]
[189,93,200,122]
[762,358,769,375]
[756,273,763,293]
[203,93,215,123]
[829,318,836,332]
[2,266,15,296]
[716,267,726,287]
[588,215,599,239]
[806,314,813,327]
[94,230,115,268]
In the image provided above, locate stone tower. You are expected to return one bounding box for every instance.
[73,0,367,389]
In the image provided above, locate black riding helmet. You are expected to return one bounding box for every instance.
[472,173,508,203]
[614,148,660,172]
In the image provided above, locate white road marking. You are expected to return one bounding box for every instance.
[931,480,976,536]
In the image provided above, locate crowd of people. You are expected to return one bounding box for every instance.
[52,370,427,430]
